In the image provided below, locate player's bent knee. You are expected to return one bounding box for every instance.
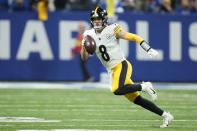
[124,92,140,102]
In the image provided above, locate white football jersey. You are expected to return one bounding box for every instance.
[82,23,126,70]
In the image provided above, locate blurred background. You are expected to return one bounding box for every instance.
[0,0,197,83]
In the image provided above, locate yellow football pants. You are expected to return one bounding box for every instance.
[110,60,140,102]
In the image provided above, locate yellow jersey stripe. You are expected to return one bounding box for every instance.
[114,25,122,34]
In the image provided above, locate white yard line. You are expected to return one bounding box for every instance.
[0,117,60,123]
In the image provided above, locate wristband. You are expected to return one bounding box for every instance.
[140,41,151,52]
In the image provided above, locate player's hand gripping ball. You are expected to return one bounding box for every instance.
[84,35,96,55]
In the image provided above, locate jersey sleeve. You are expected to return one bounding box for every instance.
[112,23,123,35]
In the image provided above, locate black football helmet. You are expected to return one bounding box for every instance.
[90,6,108,29]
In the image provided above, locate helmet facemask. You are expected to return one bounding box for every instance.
[91,17,103,30]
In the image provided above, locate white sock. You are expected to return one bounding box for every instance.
[141,83,146,91]
[162,111,168,117]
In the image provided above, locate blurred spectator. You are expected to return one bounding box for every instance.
[171,0,177,10]
[37,0,48,21]
[29,0,38,11]
[98,0,125,23]
[68,0,96,11]
[135,0,149,12]
[99,0,124,13]
[0,0,8,11]
[54,0,67,11]
[11,0,27,11]
[29,0,49,21]
[123,0,136,11]
[176,0,191,14]
[72,22,94,82]
[158,0,174,13]
[191,0,197,13]
[148,0,160,12]
[148,0,173,13]
[48,0,55,11]
[0,0,196,14]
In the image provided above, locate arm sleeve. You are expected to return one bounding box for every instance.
[114,24,152,52]
[123,32,144,44]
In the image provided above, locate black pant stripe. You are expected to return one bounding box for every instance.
[119,60,128,88]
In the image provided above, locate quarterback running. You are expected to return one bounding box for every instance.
[81,6,173,128]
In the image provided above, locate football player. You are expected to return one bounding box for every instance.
[81,6,173,128]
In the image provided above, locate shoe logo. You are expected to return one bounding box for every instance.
[151,89,156,94]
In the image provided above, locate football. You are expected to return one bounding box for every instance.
[84,35,96,55]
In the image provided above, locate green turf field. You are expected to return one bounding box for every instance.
[0,88,196,131]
